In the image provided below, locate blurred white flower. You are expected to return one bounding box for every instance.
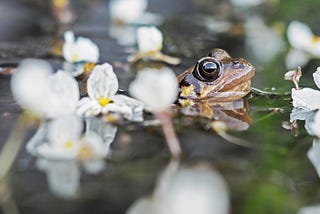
[63,31,100,63]
[245,17,284,62]
[129,67,178,113]
[298,204,320,214]
[286,21,320,68]
[109,0,147,24]
[11,59,79,118]
[127,164,230,214]
[128,26,180,65]
[77,63,144,121]
[308,139,320,179]
[109,24,137,46]
[230,0,265,7]
[137,26,163,54]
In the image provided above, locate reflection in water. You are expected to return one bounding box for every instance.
[181,98,251,131]
[26,117,117,198]
[127,160,230,214]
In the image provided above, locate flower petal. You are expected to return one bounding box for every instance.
[109,0,147,23]
[46,71,80,118]
[112,94,144,121]
[307,139,320,178]
[77,98,101,116]
[63,31,99,63]
[287,21,313,50]
[87,63,119,100]
[292,88,320,110]
[11,59,52,116]
[137,26,163,53]
[285,49,310,69]
[129,67,178,112]
[313,67,320,89]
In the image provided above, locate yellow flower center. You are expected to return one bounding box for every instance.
[64,140,74,149]
[312,35,320,44]
[53,0,69,9]
[77,144,95,160]
[72,53,79,62]
[98,96,112,107]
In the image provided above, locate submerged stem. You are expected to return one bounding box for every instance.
[250,87,291,98]
[0,112,35,179]
[0,112,35,214]
[157,111,181,159]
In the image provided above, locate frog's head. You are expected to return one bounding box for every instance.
[178,48,255,101]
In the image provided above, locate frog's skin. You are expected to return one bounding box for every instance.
[178,48,255,102]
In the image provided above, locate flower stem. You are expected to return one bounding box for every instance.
[0,112,35,179]
[157,111,181,159]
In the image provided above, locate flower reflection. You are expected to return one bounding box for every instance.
[27,117,117,198]
[127,160,230,214]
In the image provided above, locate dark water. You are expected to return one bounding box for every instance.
[1,0,320,213]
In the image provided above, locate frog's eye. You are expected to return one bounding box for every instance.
[193,57,222,82]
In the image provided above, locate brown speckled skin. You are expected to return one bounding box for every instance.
[178,49,255,101]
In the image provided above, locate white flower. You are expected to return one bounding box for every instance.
[286,21,320,68]
[137,26,163,54]
[298,204,320,214]
[230,0,264,7]
[127,166,230,214]
[109,0,147,24]
[292,68,320,111]
[11,59,79,118]
[308,139,320,178]
[245,17,284,62]
[77,63,144,121]
[129,67,178,112]
[63,31,100,63]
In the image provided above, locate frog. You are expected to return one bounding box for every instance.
[178,48,255,102]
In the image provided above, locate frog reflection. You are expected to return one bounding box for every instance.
[178,48,255,101]
[179,98,251,131]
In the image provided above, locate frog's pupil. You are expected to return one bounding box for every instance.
[202,62,217,73]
